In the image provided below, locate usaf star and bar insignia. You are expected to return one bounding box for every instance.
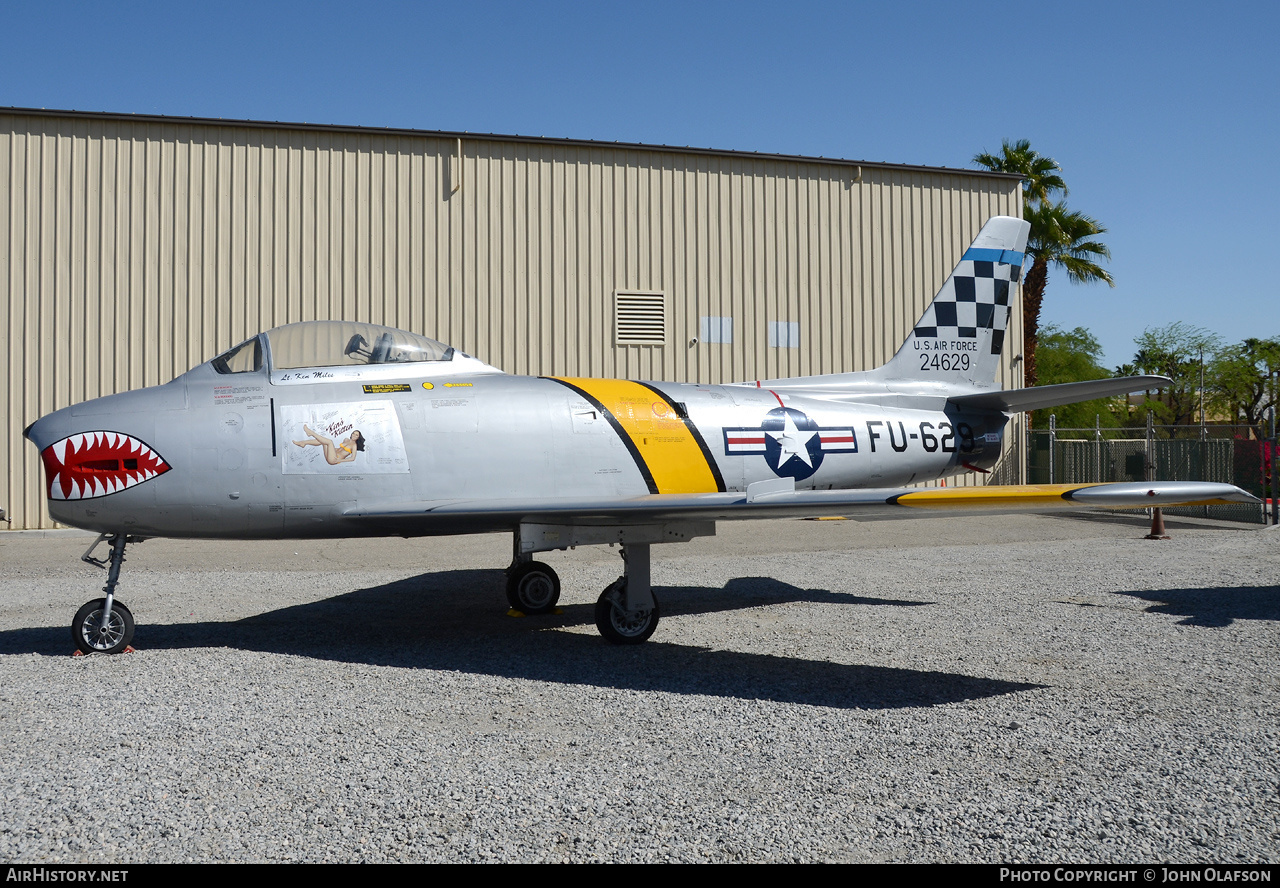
[723,407,857,481]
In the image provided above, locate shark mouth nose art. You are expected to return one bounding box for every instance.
[41,432,171,500]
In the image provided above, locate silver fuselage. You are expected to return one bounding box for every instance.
[25,350,1007,540]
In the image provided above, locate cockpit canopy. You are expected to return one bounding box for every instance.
[267,321,453,370]
[211,321,485,378]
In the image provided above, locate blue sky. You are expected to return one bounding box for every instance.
[5,0,1276,366]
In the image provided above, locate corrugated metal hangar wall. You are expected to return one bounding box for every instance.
[1,109,1024,530]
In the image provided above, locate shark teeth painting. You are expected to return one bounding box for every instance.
[40,431,171,501]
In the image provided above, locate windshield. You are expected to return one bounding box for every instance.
[212,337,263,374]
[266,321,454,370]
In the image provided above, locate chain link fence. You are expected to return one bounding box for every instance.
[1023,416,1276,524]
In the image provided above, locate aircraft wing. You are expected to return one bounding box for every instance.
[948,376,1171,413]
[341,481,1259,536]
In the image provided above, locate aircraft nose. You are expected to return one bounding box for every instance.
[24,411,67,450]
[24,413,53,446]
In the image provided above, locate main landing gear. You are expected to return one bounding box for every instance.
[510,523,713,645]
[507,542,659,644]
[594,543,659,645]
[505,560,561,614]
[73,533,140,655]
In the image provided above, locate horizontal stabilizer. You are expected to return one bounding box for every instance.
[948,376,1171,413]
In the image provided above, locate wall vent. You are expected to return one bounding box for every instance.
[615,291,666,346]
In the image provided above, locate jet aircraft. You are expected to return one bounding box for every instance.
[24,216,1257,653]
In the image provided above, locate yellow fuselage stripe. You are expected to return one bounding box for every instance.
[553,377,721,494]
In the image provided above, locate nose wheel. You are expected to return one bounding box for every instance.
[72,598,135,654]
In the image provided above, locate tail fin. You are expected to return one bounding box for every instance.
[879,215,1029,386]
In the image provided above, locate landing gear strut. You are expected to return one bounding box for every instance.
[73,533,138,655]
[595,543,659,645]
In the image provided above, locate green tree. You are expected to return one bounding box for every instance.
[1031,324,1123,430]
[973,141,1114,388]
[1124,322,1222,426]
[1207,337,1280,437]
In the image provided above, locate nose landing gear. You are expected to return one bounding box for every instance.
[73,533,140,655]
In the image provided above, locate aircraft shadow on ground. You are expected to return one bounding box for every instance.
[1113,585,1280,627]
[2,571,1039,709]
[1056,511,1259,532]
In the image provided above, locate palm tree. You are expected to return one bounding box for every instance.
[973,141,1113,386]
[972,139,1067,207]
[1020,201,1113,385]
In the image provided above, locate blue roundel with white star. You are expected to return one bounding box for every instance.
[761,407,824,480]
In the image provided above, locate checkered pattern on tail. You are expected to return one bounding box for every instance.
[874,216,1030,387]
[911,248,1023,356]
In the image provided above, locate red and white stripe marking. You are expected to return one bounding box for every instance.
[726,428,858,454]
[817,431,858,452]
[725,430,768,453]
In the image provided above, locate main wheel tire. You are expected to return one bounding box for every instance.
[594,579,660,645]
[72,598,135,655]
[505,561,561,614]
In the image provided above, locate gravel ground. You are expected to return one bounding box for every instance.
[0,513,1276,863]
